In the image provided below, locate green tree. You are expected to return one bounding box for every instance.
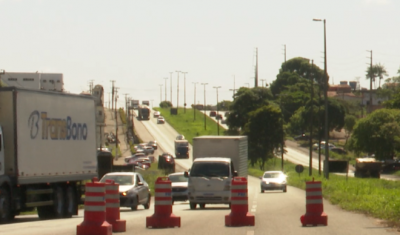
[366,63,389,88]
[347,109,400,160]
[242,105,284,169]
[344,115,357,143]
[159,101,172,108]
[226,87,272,131]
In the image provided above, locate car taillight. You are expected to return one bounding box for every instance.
[122,192,127,196]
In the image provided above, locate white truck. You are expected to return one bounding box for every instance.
[174,139,189,159]
[0,87,97,222]
[184,135,248,209]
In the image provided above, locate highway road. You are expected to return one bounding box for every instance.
[1,108,398,234]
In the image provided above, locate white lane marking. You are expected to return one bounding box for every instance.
[246,230,254,235]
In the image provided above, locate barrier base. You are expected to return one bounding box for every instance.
[77,221,112,235]
[108,219,126,232]
[146,213,181,228]
[300,212,328,226]
[225,212,255,227]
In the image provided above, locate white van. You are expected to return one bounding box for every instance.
[184,157,238,209]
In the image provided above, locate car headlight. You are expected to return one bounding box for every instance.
[121,192,127,196]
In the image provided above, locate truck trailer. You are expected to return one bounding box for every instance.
[0,87,97,222]
[185,136,248,209]
[138,105,150,120]
[354,158,382,178]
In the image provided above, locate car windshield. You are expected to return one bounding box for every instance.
[169,174,188,182]
[100,175,134,185]
[263,172,282,178]
[190,162,230,177]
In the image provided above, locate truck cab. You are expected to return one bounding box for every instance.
[184,157,237,209]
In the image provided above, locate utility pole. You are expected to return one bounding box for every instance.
[170,72,173,105]
[159,84,163,104]
[110,80,115,112]
[367,50,373,114]
[213,86,221,135]
[283,44,287,63]
[260,79,265,87]
[164,77,168,101]
[193,82,198,121]
[182,72,188,113]
[229,75,237,100]
[255,47,258,87]
[201,83,208,130]
[309,60,314,176]
[114,87,119,159]
[176,71,181,110]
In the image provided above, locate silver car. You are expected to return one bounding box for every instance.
[260,171,287,193]
[168,172,188,204]
[99,172,151,210]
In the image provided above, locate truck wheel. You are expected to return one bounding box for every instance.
[189,202,197,210]
[64,185,77,218]
[37,206,54,220]
[199,203,205,209]
[0,187,13,223]
[54,186,66,218]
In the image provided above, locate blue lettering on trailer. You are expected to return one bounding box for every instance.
[28,111,88,140]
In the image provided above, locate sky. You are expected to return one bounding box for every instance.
[1,0,399,108]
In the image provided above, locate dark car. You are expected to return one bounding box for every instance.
[330,147,347,155]
[215,114,223,120]
[209,111,216,117]
[294,134,310,141]
[99,172,151,210]
[158,153,175,174]
[224,111,230,117]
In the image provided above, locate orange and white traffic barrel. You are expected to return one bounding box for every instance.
[105,179,126,232]
[300,179,328,226]
[225,177,255,226]
[146,176,180,228]
[77,182,112,235]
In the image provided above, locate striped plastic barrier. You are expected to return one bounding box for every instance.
[105,179,126,232]
[300,179,328,226]
[146,177,180,228]
[225,177,255,226]
[77,182,112,235]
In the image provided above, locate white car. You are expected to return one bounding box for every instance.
[313,141,336,150]
[99,172,151,210]
[157,116,165,124]
[153,111,160,118]
[260,171,287,193]
[168,172,188,204]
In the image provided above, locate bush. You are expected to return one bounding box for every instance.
[160,101,172,108]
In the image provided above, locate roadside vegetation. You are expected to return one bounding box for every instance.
[157,106,400,228]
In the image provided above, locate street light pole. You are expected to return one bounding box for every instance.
[170,72,173,105]
[164,77,168,101]
[260,79,265,87]
[213,86,221,135]
[313,18,329,179]
[176,71,181,110]
[193,82,198,121]
[159,84,163,105]
[201,83,208,130]
[182,72,188,113]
